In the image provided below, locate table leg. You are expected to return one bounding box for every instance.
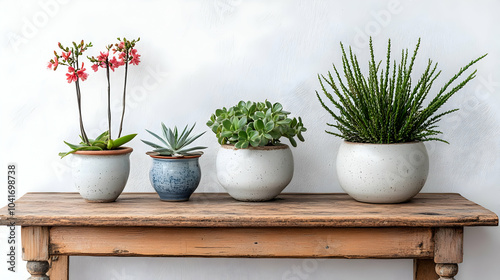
[434,228,463,280]
[27,261,50,280]
[413,259,439,280]
[435,263,458,280]
[21,226,50,280]
[48,255,69,280]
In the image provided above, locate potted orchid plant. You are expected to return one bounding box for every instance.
[48,37,141,202]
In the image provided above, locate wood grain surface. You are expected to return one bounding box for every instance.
[1,192,497,227]
[49,226,433,258]
[21,226,49,261]
[434,227,463,263]
[48,255,68,280]
[413,259,439,280]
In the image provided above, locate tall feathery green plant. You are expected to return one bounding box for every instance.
[316,38,486,144]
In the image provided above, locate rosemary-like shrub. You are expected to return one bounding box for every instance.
[316,38,486,144]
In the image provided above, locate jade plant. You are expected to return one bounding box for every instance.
[142,123,207,157]
[48,38,141,158]
[206,100,306,149]
[316,38,486,144]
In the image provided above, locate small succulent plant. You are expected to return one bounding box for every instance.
[206,100,306,149]
[141,123,207,157]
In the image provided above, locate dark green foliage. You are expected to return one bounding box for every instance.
[206,100,306,149]
[316,38,486,144]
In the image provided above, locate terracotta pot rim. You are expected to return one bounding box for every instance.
[73,147,133,156]
[220,144,290,151]
[342,141,423,145]
[149,154,202,159]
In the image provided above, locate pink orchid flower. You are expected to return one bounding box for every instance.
[66,66,77,83]
[130,55,141,65]
[117,58,125,67]
[61,51,72,61]
[97,51,109,62]
[109,57,119,71]
[47,58,58,70]
[130,49,141,65]
[77,63,89,81]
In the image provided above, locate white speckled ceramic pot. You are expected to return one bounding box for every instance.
[216,144,294,201]
[336,141,429,203]
[71,147,133,202]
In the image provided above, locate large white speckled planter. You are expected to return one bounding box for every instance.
[71,147,133,202]
[216,144,294,201]
[336,141,429,204]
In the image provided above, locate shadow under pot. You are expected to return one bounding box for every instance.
[148,155,202,201]
[71,147,133,203]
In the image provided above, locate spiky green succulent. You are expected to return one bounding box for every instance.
[142,123,207,157]
[316,37,486,144]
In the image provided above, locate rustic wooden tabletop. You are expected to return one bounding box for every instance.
[1,192,497,227]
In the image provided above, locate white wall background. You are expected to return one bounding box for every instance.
[1,0,499,279]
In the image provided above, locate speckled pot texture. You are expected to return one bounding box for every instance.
[337,141,429,203]
[149,155,202,201]
[71,147,133,203]
[216,144,294,202]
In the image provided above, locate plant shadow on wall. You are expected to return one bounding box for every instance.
[316,37,486,203]
[47,38,142,202]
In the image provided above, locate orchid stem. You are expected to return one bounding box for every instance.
[117,52,129,138]
[106,60,111,140]
[75,79,89,145]
[74,56,89,145]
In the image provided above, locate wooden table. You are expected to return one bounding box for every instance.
[0,193,497,280]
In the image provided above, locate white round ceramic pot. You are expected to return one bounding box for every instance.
[71,147,133,202]
[336,141,429,204]
[216,144,294,201]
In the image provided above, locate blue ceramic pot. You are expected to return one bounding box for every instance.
[149,155,202,201]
